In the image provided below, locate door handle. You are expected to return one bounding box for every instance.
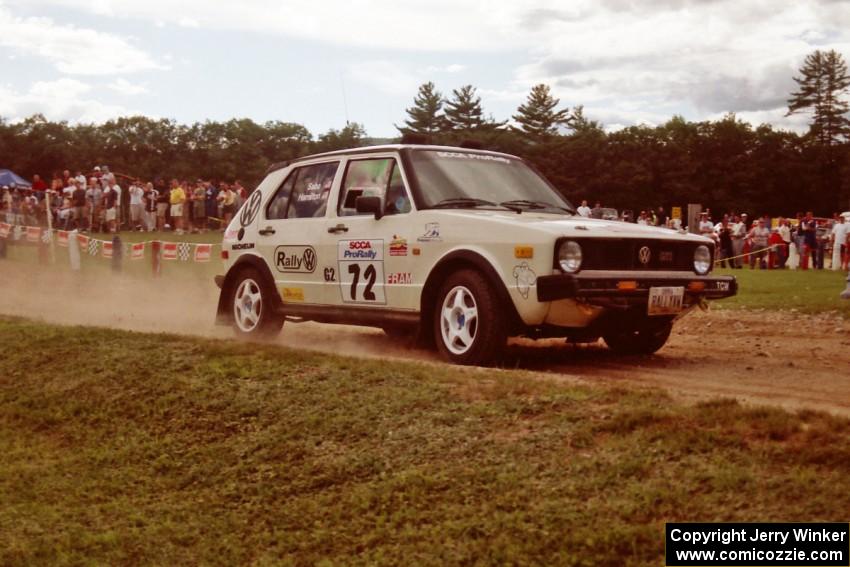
[259,226,276,235]
[327,224,349,234]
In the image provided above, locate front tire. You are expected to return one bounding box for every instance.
[433,269,507,366]
[229,267,284,340]
[603,318,672,355]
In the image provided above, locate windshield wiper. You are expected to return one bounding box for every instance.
[499,199,573,213]
[430,197,498,209]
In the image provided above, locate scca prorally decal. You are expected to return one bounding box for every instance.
[275,245,317,273]
[339,239,382,261]
[512,262,537,300]
[239,190,263,227]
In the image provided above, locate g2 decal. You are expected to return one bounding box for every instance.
[323,267,336,282]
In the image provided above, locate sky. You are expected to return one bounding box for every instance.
[1,0,849,138]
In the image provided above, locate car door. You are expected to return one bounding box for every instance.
[257,160,340,306]
[319,155,418,311]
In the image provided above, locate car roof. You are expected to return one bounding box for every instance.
[265,144,520,175]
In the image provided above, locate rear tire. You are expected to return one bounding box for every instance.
[603,318,672,355]
[229,267,284,340]
[433,269,507,366]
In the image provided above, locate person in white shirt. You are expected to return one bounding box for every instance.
[730,214,747,268]
[576,200,592,218]
[698,212,715,238]
[128,181,144,230]
[831,216,848,271]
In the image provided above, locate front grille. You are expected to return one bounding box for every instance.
[555,237,710,272]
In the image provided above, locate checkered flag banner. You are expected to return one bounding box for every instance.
[178,242,191,262]
[12,225,22,241]
[88,238,100,256]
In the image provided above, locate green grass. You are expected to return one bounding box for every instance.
[714,268,850,314]
[1,318,849,565]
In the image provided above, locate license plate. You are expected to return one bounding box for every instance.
[647,286,684,316]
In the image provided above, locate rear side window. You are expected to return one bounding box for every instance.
[287,162,339,219]
[266,161,339,220]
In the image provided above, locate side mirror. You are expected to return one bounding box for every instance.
[355,195,383,220]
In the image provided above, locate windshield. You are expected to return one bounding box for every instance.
[408,149,575,214]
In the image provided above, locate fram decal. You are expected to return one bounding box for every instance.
[389,235,408,256]
[275,245,317,273]
[417,223,441,242]
[281,287,304,302]
[232,242,255,250]
[387,272,412,285]
[338,239,383,261]
[512,262,537,300]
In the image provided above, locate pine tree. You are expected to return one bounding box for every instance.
[787,49,850,147]
[397,82,446,136]
[512,84,572,138]
[443,85,486,131]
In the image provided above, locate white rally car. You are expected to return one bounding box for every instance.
[215,145,736,365]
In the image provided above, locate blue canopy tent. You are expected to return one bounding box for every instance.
[0,169,31,188]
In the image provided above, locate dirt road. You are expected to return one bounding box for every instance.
[2,264,848,416]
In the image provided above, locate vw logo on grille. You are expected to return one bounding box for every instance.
[638,246,652,265]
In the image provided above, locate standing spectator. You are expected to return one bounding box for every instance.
[590,201,603,219]
[31,174,47,201]
[86,178,103,232]
[192,182,207,233]
[142,182,158,232]
[103,180,119,233]
[800,212,818,270]
[731,214,747,268]
[234,181,247,208]
[169,180,186,235]
[656,206,668,227]
[576,200,591,217]
[716,219,734,268]
[776,217,791,269]
[698,212,714,236]
[71,179,87,231]
[831,215,848,271]
[748,219,770,269]
[217,183,237,229]
[128,180,144,231]
[155,180,170,231]
[205,181,219,230]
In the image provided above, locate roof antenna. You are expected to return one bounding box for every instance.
[340,72,350,126]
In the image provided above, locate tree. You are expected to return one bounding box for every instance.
[313,122,367,153]
[443,85,487,132]
[787,49,850,147]
[397,82,446,137]
[512,84,572,138]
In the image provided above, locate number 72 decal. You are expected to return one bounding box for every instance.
[338,239,386,304]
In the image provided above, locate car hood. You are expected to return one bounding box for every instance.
[433,210,712,243]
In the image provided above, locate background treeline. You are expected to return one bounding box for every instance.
[2,49,848,215]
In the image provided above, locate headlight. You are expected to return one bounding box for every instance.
[693,245,711,275]
[558,240,583,273]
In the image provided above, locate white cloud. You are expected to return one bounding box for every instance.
[178,17,199,28]
[348,61,420,96]
[107,78,149,95]
[0,5,165,75]
[423,64,467,74]
[0,79,138,123]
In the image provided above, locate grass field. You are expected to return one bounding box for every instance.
[1,317,849,565]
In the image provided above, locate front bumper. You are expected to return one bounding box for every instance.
[536,270,737,303]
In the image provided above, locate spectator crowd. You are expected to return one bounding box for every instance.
[1,166,250,236]
[576,200,850,272]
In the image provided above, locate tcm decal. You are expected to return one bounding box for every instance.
[387,272,412,285]
[389,235,408,256]
[338,239,383,261]
[275,245,317,273]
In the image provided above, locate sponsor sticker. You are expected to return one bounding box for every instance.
[162,242,178,260]
[275,245,317,273]
[387,272,412,285]
[514,245,534,259]
[57,230,69,247]
[194,244,212,263]
[281,287,305,302]
[512,262,537,300]
[26,226,41,243]
[417,223,441,242]
[389,235,408,256]
[435,151,511,164]
[101,241,113,259]
[232,242,255,250]
[131,242,145,260]
[0,223,9,238]
[338,239,383,261]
